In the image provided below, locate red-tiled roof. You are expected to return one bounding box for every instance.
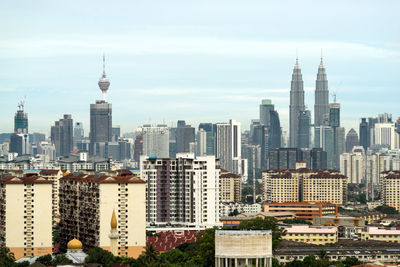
[1,176,53,184]
[147,230,202,252]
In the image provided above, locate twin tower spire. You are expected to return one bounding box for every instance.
[289,55,329,147]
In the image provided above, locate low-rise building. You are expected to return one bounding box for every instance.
[361,227,400,243]
[283,225,337,245]
[215,230,273,267]
[220,212,296,228]
[264,202,337,222]
[274,239,400,264]
[219,202,262,218]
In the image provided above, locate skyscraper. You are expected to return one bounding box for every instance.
[345,128,359,152]
[289,58,305,147]
[90,56,112,156]
[298,110,311,148]
[142,125,169,158]
[73,122,84,142]
[215,120,242,176]
[258,99,282,167]
[51,114,73,157]
[9,100,29,155]
[176,120,195,153]
[359,118,369,151]
[314,57,329,127]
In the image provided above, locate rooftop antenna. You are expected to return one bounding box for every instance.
[332,93,337,103]
[18,96,26,111]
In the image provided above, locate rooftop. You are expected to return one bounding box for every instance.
[285,225,337,234]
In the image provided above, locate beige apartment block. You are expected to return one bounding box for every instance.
[0,176,52,259]
[59,173,146,258]
[220,171,241,203]
[263,169,348,205]
[381,171,400,212]
[39,169,63,219]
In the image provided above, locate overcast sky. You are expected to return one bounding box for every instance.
[1,0,399,136]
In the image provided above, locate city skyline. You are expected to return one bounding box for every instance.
[1,0,400,135]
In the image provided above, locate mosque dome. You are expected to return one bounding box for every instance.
[67,238,83,250]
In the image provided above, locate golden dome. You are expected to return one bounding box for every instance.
[111,209,117,230]
[67,238,83,250]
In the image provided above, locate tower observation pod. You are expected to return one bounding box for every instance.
[98,54,110,101]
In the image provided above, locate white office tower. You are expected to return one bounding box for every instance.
[141,154,221,228]
[374,123,399,149]
[142,125,169,158]
[196,129,208,156]
[215,120,243,177]
[340,147,365,184]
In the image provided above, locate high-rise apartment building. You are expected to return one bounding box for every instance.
[367,153,391,184]
[39,169,63,218]
[215,120,243,176]
[141,154,220,228]
[381,171,400,212]
[51,114,73,157]
[345,128,359,152]
[314,57,329,127]
[263,168,347,204]
[289,58,305,147]
[59,172,146,258]
[220,171,241,203]
[142,125,169,158]
[340,149,365,184]
[0,176,52,259]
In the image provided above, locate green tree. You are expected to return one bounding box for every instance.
[239,217,286,249]
[0,247,15,266]
[318,249,327,260]
[138,244,165,267]
[197,227,217,267]
[85,247,115,266]
[341,256,362,267]
[14,261,30,267]
[228,209,239,216]
[282,218,312,225]
[51,254,73,265]
[160,249,185,264]
[375,205,399,214]
[272,258,282,267]
[36,254,53,266]
[355,193,367,204]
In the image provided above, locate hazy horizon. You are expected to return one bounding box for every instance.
[1,0,399,136]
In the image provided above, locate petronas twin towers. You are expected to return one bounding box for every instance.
[289,57,329,148]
